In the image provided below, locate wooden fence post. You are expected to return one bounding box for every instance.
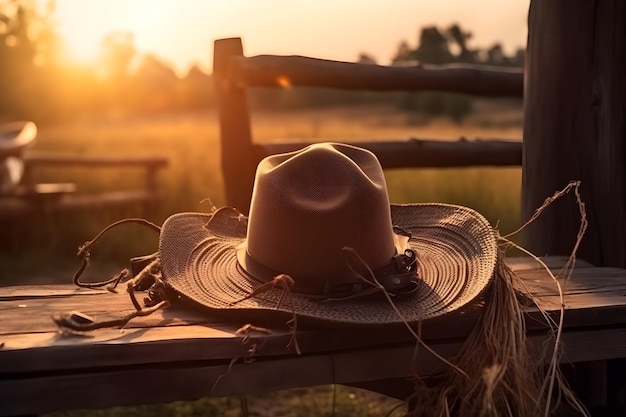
[522,0,626,268]
[213,37,256,214]
[523,2,626,412]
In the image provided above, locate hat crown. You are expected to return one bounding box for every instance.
[244,143,397,290]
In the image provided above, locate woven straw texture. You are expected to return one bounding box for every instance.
[159,203,497,325]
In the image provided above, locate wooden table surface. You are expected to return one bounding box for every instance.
[1,256,626,416]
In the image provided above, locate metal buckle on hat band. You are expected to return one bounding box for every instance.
[373,249,419,297]
[323,248,419,300]
[369,249,417,281]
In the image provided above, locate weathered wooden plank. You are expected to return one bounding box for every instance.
[0,354,334,416]
[24,152,168,168]
[231,54,523,97]
[1,148,167,221]
[2,327,626,416]
[1,257,623,338]
[56,190,162,208]
[0,190,161,219]
[0,285,106,299]
[0,121,36,156]
[256,138,522,169]
[0,308,471,373]
[0,288,205,333]
[507,256,593,271]
[514,267,626,295]
[1,257,626,380]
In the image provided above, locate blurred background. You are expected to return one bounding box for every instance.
[1,2,530,415]
[1,0,527,122]
[1,0,527,286]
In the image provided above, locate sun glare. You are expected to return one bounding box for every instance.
[55,0,173,67]
[61,36,100,65]
[52,0,528,75]
[276,76,291,88]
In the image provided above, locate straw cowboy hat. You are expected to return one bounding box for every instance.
[60,142,573,416]
[0,121,37,194]
[158,142,498,325]
[0,121,37,156]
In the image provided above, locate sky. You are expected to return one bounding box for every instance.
[54,0,530,76]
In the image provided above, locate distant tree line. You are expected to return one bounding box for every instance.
[244,24,524,121]
[387,24,524,121]
[390,24,524,67]
[0,2,523,124]
[0,1,215,123]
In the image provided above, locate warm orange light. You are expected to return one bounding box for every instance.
[276,76,291,88]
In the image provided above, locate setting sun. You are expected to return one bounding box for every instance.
[55,0,174,65]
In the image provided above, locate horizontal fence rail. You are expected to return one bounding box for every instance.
[228,55,524,97]
[24,152,168,168]
[213,37,524,212]
[256,139,522,169]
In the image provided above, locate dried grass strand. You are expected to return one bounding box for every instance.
[497,180,589,417]
[229,274,302,354]
[352,182,589,416]
[342,247,469,380]
[52,300,169,332]
[73,218,161,289]
[54,270,170,332]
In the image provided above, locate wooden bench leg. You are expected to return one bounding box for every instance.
[564,360,626,417]
[606,359,626,416]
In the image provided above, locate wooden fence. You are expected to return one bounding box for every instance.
[213,37,524,214]
[0,151,168,220]
[212,27,626,411]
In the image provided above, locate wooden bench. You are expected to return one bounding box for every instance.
[1,256,625,415]
[0,151,168,220]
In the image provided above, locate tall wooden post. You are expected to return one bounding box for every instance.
[523,2,626,412]
[522,0,626,268]
[213,38,256,214]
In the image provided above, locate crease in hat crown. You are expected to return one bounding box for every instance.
[240,142,399,292]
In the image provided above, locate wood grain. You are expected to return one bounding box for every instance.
[231,55,523,97]
[213,36,523,211]
[256,139,522,169]
[522,0,626,268]
[213,37,257,214]
[1,256,626,415]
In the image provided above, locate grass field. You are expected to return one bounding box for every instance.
[2,102,523,285]
[5,103,523,415]
[47,386,408,417]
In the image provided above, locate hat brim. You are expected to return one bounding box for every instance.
[159,203,497,325]
[0,121,36,156]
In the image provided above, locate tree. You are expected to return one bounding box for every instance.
[0,1,37,118]
[356,53,377,65]
[414,26,453,65]
[179,65,214,109]
[486,43,507,66]
[446,24,477,63]
[0,0,66,122]
[391,40,415,64]
[99,31,136,80]
[129,54,179,112]
[392,24,473,123]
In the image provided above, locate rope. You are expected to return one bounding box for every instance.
[229,274,302,354]
[73,218,161,290]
